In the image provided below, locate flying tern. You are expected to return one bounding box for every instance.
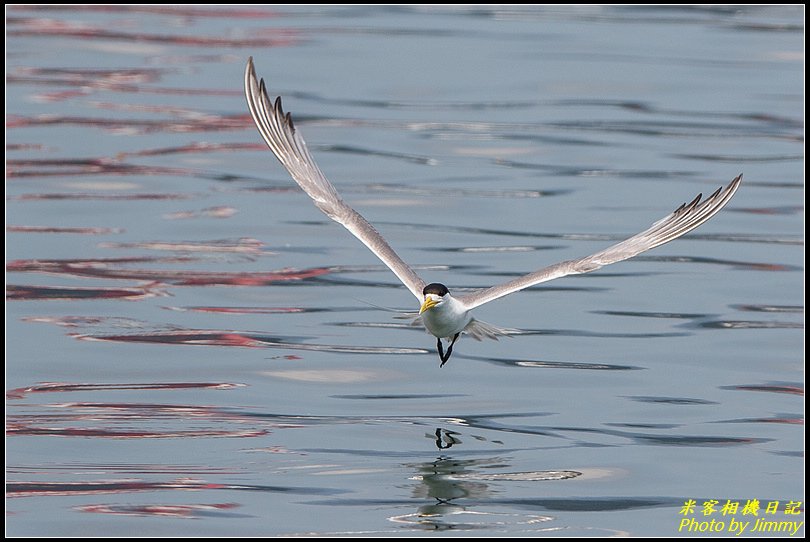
[244,57,742,366]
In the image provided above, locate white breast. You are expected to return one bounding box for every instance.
[420,295,472,339]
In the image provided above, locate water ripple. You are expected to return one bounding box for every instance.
[454,415,770,448]
[332,394,468,400]
[593,310,712,320]
[162,305,366,315]
[494,159,697,179]
[731,304,803,313]
[623,396,718,405]
[73,328,427,355]
[7,283,167,301]
[335,321,687,341]
[713,414,803,425]
[7,381,244,400]
[672,152,803,163]
[376,220,802,246]
[321,144,439,166]
[426,244,562,254]
[455,355,642,371]
[7,479,343,499]
[635,255,800,271]
[691,320,803,330]
[7,225,124,235]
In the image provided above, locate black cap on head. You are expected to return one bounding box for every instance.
[423,283,449,297]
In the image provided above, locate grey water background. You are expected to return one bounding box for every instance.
[6,5,803,536]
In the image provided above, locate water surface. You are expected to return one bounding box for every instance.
[6,5,804,537]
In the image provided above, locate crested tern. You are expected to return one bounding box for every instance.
[244,57,742,366]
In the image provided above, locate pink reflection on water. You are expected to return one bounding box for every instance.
[70,328,426,355]
[75,502,242,519]
[10,192,195,200]
[7,423,267,439]
[21,315,149,329]
[7,143,47,151]
[7,399,269,440]
[7,16,299,48]
[164,306,306,314]
[7,225,124,234]
[7,478,249,498]
[116,141,265,159]
[7,112,250,135]
[726,384,804,396]
[163,206,237,220]
[8,256,331,286]
[98,237,266,254]
[756,416,803,425]
[7,157,194,178]
[7,65,241,102]
[11,5,280,18]
[9,255,196,267]
[7,381,244,400]
[73,330,271,349]
[9,66,164,87]
[732,205,803,216]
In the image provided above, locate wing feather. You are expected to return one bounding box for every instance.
[245,57,426,301]
[459,174,742,310]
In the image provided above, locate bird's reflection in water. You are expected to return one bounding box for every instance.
[400,457,493,530]
[389,428,578,531]
[403,428,494,530]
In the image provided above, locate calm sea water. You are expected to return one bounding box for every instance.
[6,5,804,537]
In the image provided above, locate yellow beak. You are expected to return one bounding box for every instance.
[419,297,438,314]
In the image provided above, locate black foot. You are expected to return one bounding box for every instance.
[438,333,460,367]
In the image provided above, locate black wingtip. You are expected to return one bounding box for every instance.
[719,174,743,198]
[251,62,296,132]
[246,57,256,82]
[271,96,294,130]
[722,174,742,189]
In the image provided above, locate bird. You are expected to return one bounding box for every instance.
[244,57,742,367]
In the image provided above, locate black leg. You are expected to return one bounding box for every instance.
[439,333,460,367]
[436,337,445,361]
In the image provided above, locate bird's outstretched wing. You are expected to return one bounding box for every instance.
[245,57,426,301]
[459,174,742,310]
